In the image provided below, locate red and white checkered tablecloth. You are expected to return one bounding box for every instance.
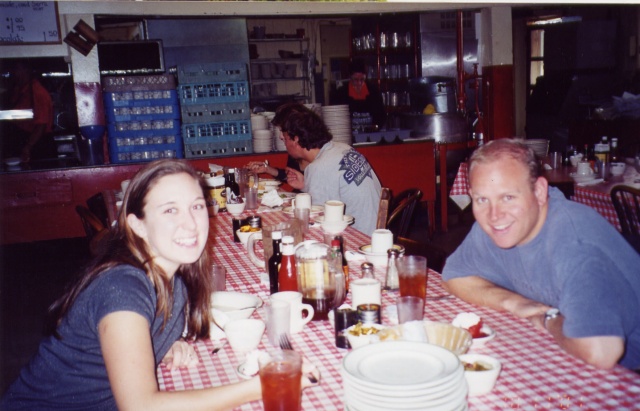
[450,162,470,197]
[157,210,640,410]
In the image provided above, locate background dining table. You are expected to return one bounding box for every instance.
[156,208,640,410]
[450,162,640,232]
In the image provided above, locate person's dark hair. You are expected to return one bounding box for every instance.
[469,138,542,188]
[349,59,366,76]
[272,102,333,150]
[47,159,214,340]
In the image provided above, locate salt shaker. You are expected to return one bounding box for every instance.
[384,248,400,290]
[360,262,374,279]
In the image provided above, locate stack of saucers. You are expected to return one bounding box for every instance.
[520,138,549,158]
[342,341,468,411]
[321,105,353,145]
[251,114,272,153]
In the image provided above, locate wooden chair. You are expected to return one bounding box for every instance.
[86,192,110,228]
[396,236,447,273]
[75,205,108,255]
[376,187,392,230]
[387,189,423,240]
[611,185,640,253]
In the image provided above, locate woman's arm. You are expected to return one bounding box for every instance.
[99,311,262,411]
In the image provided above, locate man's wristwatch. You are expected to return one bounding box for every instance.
[544,308,561,330]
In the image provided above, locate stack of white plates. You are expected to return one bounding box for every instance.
[342,341,468,411]
[251,114,273,153]
[520,138,549,158]
[321,105,353,145]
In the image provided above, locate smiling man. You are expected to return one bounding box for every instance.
[442,138,640,370]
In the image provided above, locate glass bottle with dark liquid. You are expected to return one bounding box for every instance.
[267,231,282,294]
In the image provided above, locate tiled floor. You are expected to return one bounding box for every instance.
[0,203,474,395]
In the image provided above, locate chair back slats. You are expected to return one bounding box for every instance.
[611,185,640,253]
[387,189,423,239]
[75,205,108,255]
[377,187,391,230]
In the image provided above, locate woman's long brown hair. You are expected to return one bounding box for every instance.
[47,159,214,340]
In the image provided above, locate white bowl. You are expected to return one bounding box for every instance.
[226,201,246,216]
[4,157,20,167]
[345,323,387,349]
[459,354,501,396]
[471,325,496,348]
[224,319,265,356]
[236,228,261,247]
[357,244,405,267]
[211,291,263,327]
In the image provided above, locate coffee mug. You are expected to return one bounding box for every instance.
[610,162,626,176]
[247,220,303,271]
[324,200,345,223]
[576,161,593,176]
[291,193,311,210]
[270,291,314,334]
[350,278,381,309]
[371,229,394,254]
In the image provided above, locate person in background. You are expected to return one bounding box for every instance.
[442,138,640,370]
[5,60,54,163]
[334,58,386,130]
[1,159,319,410]
[271,102,382,235]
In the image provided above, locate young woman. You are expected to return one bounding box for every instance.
[2,159,317,410]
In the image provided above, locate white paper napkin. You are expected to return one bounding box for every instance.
[208,163,224,174]
[345,251,366,262]
[450,194,471,210]
[261,189,284,207]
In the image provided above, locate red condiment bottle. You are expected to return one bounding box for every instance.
[278,236,298,292]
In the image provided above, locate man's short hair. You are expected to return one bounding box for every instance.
[271,102,333,150]
[469,138,542,188]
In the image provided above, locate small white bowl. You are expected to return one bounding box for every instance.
[226,201,246,216]
[4,157,20,167]
[345,323,387,349]
[459,354,501,396]
[236,228,261,247]
[210,291,263,330]
[471,325,496,348]
[357,244,405,267]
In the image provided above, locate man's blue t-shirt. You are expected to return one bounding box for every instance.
[443,187,640,369]
[1,265,187,410]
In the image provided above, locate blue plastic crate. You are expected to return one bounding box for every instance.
[103,74,177,92]
[184,138,252,159]
[180,101,250,124]
[178,81,249,104]
[109,134,184,164]
[107,120,181,139]
[106,103,181,122]
[181,120,251,143]
[104,90,179,108]
[177,62,247,83]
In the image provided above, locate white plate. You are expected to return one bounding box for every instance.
[283,205,324,215]
[342,341,461,389]
[4,157,20,166]
[344,382,467,411]
[570,172,596,184]
[315,214,354,224]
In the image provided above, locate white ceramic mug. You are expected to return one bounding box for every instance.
[291,193,311,210]
[324,200,345,223]
[371,229,394,254]
[350,278,381,309]
[610,162,626,176]
[576,161,593,176]
[270,291,314,334]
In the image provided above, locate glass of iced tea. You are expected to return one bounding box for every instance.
[397,255,427,300]
[259,350,303,411]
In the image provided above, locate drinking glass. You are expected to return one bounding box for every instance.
[260,350,302,411]
[397,255,427,300]
[397,295,424,323]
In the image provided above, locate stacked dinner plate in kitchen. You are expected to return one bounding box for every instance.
[342,341,468,411]
[251,113,273,153]
[321,105,353,145]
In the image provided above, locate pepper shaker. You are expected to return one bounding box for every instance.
[383,248,400,290]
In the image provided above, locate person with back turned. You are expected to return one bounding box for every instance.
[442,138,640,370]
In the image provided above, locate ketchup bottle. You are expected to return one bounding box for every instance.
[278,236,298,292]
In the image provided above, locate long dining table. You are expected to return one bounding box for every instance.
[154,207,640,410]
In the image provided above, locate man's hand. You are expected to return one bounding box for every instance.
[285,167,304,190]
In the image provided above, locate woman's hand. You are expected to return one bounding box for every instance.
[162,340,199,370]
[285,167,304,190]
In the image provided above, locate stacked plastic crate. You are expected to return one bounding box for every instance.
[177,62,252,158]
[103,74,183,164]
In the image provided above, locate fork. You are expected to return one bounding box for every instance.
[278,333,318,384]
